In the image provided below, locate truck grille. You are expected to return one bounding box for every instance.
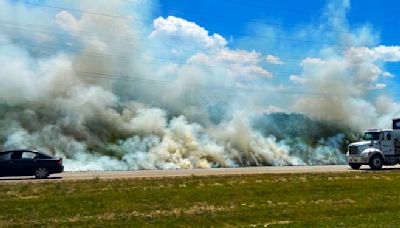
[349,146,358,155]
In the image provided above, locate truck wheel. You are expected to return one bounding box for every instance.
[349,163,362,170]
[34,167,49,179]
[369,155,384,170]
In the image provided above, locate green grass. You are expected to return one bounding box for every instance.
[1,171,400,227]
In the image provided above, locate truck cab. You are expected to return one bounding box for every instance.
[347,119,400,170]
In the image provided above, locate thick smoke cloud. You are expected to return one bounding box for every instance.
[0,0,398,170]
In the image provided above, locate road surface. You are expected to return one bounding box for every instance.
[0,165,399,183]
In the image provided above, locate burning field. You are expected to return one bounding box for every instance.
[1,0,399,171]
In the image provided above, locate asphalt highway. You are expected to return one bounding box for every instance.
[1,165,399,183]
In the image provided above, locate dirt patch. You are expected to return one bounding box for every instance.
[296,198,355,206]
[18,195,39,200]
[249,220,293,227]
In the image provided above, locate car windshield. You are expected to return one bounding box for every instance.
[364,132,380,141]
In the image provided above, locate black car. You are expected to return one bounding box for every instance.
[0,150,64,179]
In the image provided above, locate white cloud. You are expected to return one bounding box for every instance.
[150,16,227,50]
[264,105,286,113]
[233,65,273,78]
[266,55,284,65]
[171,49,183,56]
[383,72,394,78]
[85,37,109,52]
[149,16,272,79]
[370,83,387,90]
[346,46,400,62]
[215,49,260,64]
[252,105,287,115]
[188,49,272,78]
[373,46,400,62]
[55,11,82,33]
[301,57,325,66]
[289,75,307,84]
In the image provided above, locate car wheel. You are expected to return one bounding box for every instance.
[369,154,384,170]
[34,167,49,179]
[349,163,362,170]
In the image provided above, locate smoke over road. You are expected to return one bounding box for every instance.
[0,0,399,171]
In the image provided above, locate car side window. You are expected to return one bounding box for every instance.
[10,152,22,160]
[0,153,11,161]
[387,133,392,141]
[22,152,37,159]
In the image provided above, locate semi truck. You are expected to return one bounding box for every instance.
[347,118,400,170]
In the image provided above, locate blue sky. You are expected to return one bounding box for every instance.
[156,0,400,93]
[155,0,400,92]
[15,0,400,88]
[158,0,399,45]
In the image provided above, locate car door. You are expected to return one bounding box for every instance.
[8,151,23,176]
[381,132,394,155]
[0,152,12,176]
[12,152,36,176]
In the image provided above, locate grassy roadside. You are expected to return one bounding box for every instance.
[1,171,400,227]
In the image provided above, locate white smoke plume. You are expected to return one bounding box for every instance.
[0,0,397,170]
[290,0,400,131]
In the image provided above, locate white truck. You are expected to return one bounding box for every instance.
[347,118,400,170]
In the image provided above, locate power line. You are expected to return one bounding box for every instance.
[123,0,400,28]
[12,2,380,48]
[4,40,399,79]
[7,20,392,70]
[0,19,367,65]
[5,19,398,73]
[10,64,320,96]
[10,64,393,98]
[123,0,400,41]
[19,1,132,21]
[0,21,335,64]
[0,22,328,64]
[3,3,399,76]
[223,0,400,27]
[73,71,361,97]
[0,20,138,45]
[0,41,307,75]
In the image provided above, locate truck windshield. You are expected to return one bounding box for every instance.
[364,132,380,141]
